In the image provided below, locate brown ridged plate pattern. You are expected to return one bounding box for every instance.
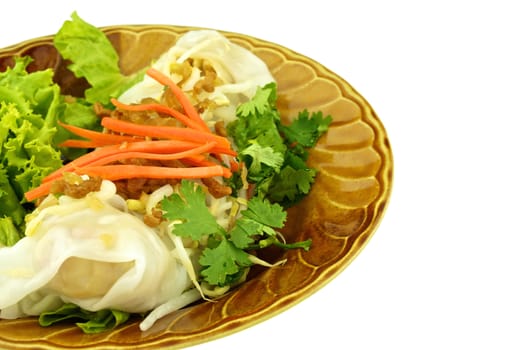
[0,25,393,349]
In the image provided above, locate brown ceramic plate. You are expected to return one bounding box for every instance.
[0,25,393,349]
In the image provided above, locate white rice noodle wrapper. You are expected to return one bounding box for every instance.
[0,180,197,325]
[118,29,275,125]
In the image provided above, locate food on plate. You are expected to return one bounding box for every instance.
[0,12,332,333]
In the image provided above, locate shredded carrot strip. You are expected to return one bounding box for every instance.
[58,121,142,145]
[180,157,218,168]
[229,159,240,172]
[100,117,234,152]
[59,140,109,149]
[84,142,216,167]
[146,67,209,131]
[24,181,54,202]
[110,99,207,131]
[79,164,229,181]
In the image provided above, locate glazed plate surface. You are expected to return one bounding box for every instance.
[0,25,393,349]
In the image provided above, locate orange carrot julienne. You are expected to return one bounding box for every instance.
[110,98,207,132]
[78,164,229,181]
[179,154,207,164]
[59,137,147,149]
[58,121,142,145]
[42,140,206,183]
[178,157,232,177]
[100,117,234,151]
[229,159,240,172]
[24,181,54,202]
[83,142,217,168]
[146,67,209,131]
[59,140,109,149]
[180,157,219,168]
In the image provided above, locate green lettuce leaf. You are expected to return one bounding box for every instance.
[0,57,64,236]
[1,101,62,196]
[0,166,25,229]
[54,12,146,105]
[0,217,22,247]
[54,98,100,160]
[39,303,130,334]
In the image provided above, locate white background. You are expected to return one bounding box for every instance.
[1,1,526,349]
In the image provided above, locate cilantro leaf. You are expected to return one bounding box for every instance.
[236,82,277,117]
[243,196,286,228]
[230,218,262,249]
[199,239,253,286]
[258,236,312,251]
[280,110,333,147]
[240,143,284,177]
[228,83,283,153]
[266,166,316,205]
[228,107,283,152]
[161,180,222,240]
[229,197,286,249]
